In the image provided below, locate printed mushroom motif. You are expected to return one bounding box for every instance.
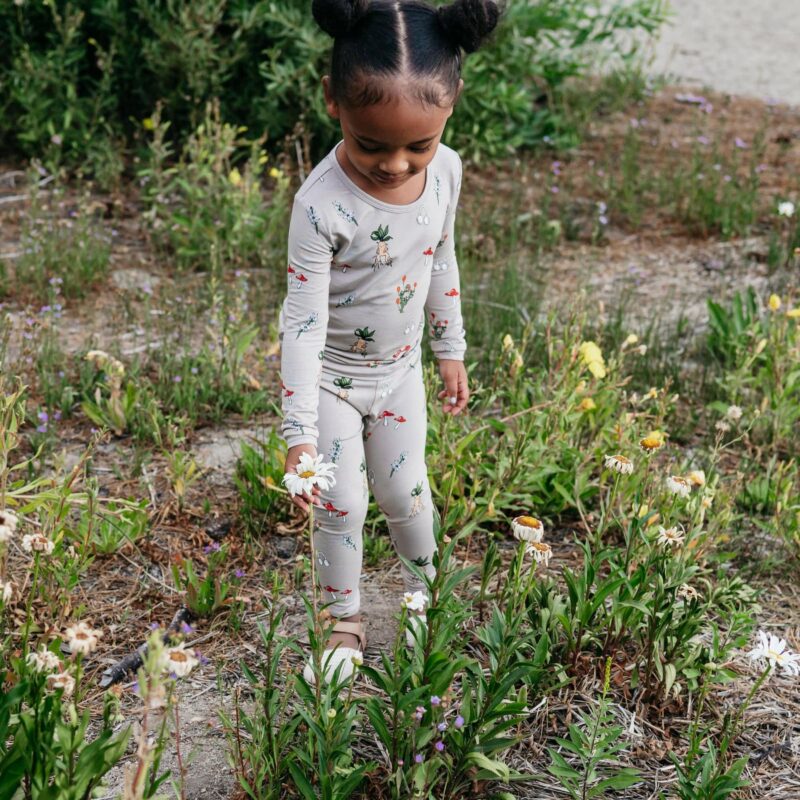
[336,510,349,522]
[287,265,295,274]
[378,410,395,427]
[394,415,407,429]
[296,273,308,287]
[323,501,337,518]
[445,287,459,306]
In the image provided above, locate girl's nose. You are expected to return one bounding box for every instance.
[379,153,409,175]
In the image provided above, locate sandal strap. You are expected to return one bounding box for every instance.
[330,620,367,652]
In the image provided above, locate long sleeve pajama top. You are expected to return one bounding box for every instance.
[279,141,467,449]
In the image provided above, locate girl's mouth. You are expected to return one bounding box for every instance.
[373,172,408,186]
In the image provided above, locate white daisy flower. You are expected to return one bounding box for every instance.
[677,583,699,601]
[161,642,199,677]
[715,420,731,433]
[526,541,552,567]
[656,526,685,549]
[665,475,691,498]
[604,454,634,475]
[748,630,800,676]
[511,516,544,543]
[777,201,796,218]
[282,453,338,497]
[402,590,427,613]
[21,532,55,555]
[46,671,75,697]
[64,621,103,655]
[350,652,363,667]
[26,646,62,673]
[1,580,12,603]
[0,508,19,532]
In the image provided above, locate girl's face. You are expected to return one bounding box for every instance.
[323,77,460,195]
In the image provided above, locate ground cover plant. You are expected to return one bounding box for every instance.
[1,14,800,800]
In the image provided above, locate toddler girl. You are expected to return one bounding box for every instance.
[280,0,500,682]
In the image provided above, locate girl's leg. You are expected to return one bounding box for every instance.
[364,367,436,594]
[314,381,369,622]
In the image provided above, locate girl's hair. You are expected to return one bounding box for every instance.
[312,0,501,108]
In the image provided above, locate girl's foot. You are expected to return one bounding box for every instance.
[303,615,366,685]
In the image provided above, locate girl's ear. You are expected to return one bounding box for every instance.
[322,76,340,119]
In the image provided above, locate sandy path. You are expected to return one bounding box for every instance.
[650,0,800,105]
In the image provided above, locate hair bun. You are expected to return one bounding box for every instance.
[312,0,371,38]
[437,0,500,53]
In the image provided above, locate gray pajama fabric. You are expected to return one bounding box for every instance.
[278,141,466,616]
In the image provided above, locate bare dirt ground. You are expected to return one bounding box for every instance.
[650,0,800,106]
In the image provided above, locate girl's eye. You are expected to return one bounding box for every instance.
[356,141,432,154]
[410,145,432,153]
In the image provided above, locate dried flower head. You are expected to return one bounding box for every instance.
[687,470,706,487]
[21,532,55,555]
[46,671,75,697]
[0,508,19,532]
[161,642,199,678]
[604,454,634,475]
[665,475,691,498]
[26,646,62,674]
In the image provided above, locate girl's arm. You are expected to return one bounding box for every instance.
[280,197,333,450]
[425,160,468,413]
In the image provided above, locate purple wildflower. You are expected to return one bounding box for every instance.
[204,542,221,554]
[550,186,559,194]
[414,706,425,721]
[235,569,246,578]
[430,696,441,706]
[180,622,194,634]
[437,722,447,731]
[414,754,424,764]
[697,135,710,145]
[734,137,747,149]
[435,741,445,752]
[173,375,182,383]
[37,410,49,422]
[454,715,465,728]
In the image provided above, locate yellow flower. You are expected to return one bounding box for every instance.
[786,308,800,319]
[645,387,658,400]
[640,430,666,451]
[228,168,242,186]
[502,334,514,352]
[578,341,607,379]
[768,294,782,311]
[579,397,597,411]
[142,117,155,131]
[624,334,639,346]
[269,167,282,179]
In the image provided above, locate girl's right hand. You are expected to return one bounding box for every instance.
[284,444,323,513]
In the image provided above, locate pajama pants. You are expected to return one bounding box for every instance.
[313,362,436,617]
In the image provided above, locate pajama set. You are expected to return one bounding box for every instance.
[278,141,466,617]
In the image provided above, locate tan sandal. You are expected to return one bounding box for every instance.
[303,618,366,685]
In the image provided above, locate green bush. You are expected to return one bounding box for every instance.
[0,0,668,171]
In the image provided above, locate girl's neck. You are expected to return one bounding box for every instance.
[335,143,427,205]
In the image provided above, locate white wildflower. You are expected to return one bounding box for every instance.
[777,201,796,218]
[21,532,55,555]
[726,405,743,422]
[26,646,62,673]
[604,454,634,475]
[402,590,427,613]
[282,452,338,497]
[748,630,800,676]
[665,475,691,498]
[526,540,552,567]
[1,580,12,603]
[350,652,364,667]
[511,516,544,543]
[0,508,19,532]
[687,470,706,487]
[161,642,199,678]
[46,671,75,697]
[64,621,103,655]
[656,526,685,549]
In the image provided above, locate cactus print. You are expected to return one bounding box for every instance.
[395,275,417,312]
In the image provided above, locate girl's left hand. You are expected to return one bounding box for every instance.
[437,359,469,415]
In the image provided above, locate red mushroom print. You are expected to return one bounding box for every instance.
[445,287,459,307]
[393,415,407,429]
[378,410,395,427]
[339,588,353,596]
[341,263,351,273]
[323,501,337,518]
[296,273,308,288]
[423,246,434,268]
[423,247,434,256]
[336,509,349,522]
[287,265,295,274]
[281,381,294,405]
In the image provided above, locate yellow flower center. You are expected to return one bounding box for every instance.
[299,470,315,478]
[170,651,188,663]
[517,516,542,529]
